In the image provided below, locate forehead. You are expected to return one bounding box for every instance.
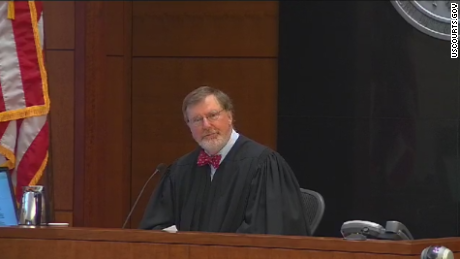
[186,95,222,116]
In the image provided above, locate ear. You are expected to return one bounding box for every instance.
[227,111,233,124]
[184,117,193,132]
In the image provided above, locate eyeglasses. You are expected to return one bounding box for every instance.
[189,109,224,126]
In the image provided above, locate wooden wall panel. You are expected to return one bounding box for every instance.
[90,56,130,227]
[54,211,73,226]
[43,1,75,50]
[43,1,75,220]
[73,1,132,228]
[105,1,125,56]
[130,2,278,228]
[132,1,278,57]
[46,51,74,211]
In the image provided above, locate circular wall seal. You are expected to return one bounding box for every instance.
[390,0,459,41]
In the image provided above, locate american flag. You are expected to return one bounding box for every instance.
[0,1,50,202]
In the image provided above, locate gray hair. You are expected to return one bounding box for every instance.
[182,86,234,122]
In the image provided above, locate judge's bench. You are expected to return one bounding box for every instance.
[1,226,460,259]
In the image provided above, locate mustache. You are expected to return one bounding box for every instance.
[202,131,219,138]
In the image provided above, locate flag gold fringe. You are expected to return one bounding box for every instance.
[7,1,15,20]
[29,151,48,186]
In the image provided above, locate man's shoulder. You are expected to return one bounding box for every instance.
[172,148,200,167]
[233,135,274,160]
[237,135,292,165]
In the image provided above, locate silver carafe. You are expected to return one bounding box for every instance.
[19,185,47,225]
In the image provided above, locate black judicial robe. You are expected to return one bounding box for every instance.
[139,135,311,236]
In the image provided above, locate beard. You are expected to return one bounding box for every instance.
[198,131,228,154]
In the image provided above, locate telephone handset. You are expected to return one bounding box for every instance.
[341,220,414,241]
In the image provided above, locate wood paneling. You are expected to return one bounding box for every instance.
[73,1,132,228]
[46,50,74,211]
[43,1,75,50]
[1,240,419,259]
[54,211,73,226]
[132,1,278,57]
[43,1,75,222]
[4,227,460,259]
[104,1,125,56]
[73,1,86,227]
[92,56,130,227]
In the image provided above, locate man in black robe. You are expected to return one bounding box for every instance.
[139,86,311,236]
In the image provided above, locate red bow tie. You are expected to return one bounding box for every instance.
[197,150,221,169]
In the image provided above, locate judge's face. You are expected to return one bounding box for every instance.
[186,95,233,155]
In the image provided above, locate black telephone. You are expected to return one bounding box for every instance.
[341,220,414,241]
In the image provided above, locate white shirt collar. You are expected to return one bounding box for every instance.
[216,129,239,162]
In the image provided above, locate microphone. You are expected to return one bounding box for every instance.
[421,246,454,259]
[122,163,167,229]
